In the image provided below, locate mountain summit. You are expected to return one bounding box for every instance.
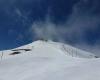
[3,40,97,58]
[0,40,97,59]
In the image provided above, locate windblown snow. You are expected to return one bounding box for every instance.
[0,40,100,80]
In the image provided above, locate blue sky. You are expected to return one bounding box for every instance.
[0,0,100,56]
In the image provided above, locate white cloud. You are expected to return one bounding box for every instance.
[29,0,100,56]
[30,19,65,42]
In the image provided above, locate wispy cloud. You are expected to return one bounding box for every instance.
[30,0,100,56]
[1,0,99,55]
[30,17,66,42]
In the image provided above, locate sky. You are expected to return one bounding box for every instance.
[0,0,100,56]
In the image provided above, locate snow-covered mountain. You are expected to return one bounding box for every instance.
[0,40,100,80]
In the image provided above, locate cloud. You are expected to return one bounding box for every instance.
[30,0,100,56]
[1,0,99,55]
[30,18,65,42]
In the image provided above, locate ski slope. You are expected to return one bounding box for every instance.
[0,40,100,80]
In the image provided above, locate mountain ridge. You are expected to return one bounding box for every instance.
[0,40,98,59]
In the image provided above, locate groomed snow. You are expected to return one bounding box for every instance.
[0,40,100,80]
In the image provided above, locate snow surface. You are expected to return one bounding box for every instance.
[0,40,100,80]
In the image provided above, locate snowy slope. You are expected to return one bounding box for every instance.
[0,40,100,80]
[3,40,96,58]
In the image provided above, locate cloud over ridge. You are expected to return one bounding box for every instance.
[30,0,100,56]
